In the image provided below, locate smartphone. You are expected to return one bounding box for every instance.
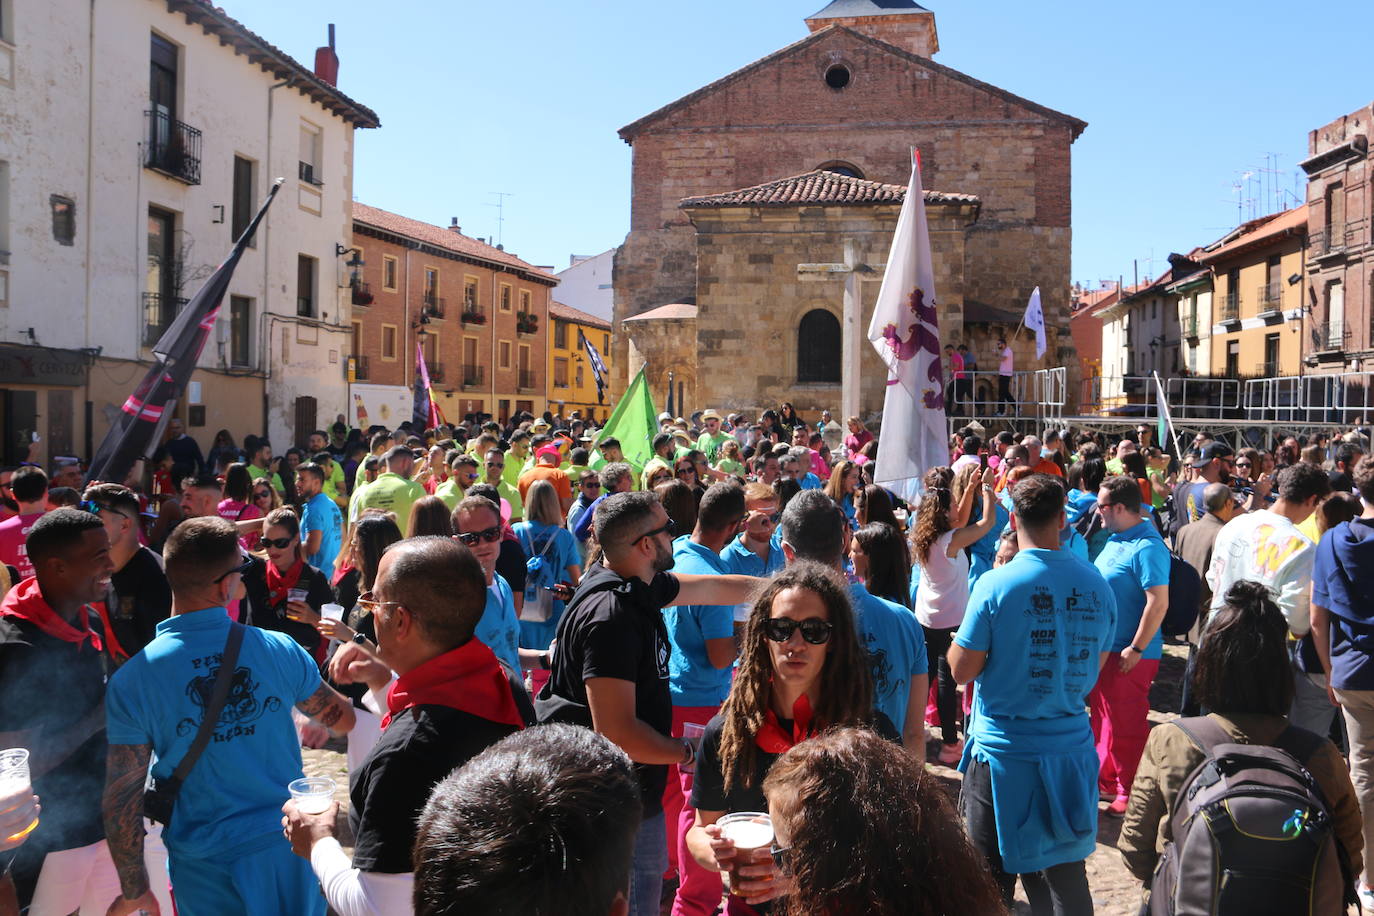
[979,451,989,470]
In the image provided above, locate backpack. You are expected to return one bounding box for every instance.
[1149,717,1355,916]
[515,526,560,623]
[1160,553,1202,639]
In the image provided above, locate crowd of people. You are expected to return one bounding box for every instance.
[1,401,1373,915]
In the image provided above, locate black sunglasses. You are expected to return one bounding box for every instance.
[676,467,696,476]
[456,526,502,546]
[634,518,677,544]
[214,557,254,583]
[80,500,131,521]
[763,617,833,645]
[583,480,602,489]
[261,536,296,549]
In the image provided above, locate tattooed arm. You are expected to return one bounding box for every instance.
[102,743,161,916]
[295,682,356,736]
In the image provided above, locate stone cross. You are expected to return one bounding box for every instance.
[798,238,883,423]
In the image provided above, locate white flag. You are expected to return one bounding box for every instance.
[866,149,947,503]
[1025,286,1047,359]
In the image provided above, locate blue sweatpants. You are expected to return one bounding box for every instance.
[168,832,325,916]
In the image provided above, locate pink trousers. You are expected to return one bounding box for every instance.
[1088,658,1160,798]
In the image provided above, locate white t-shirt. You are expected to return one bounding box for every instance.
[913,531,971,630]
[1206,509,1315,636]
[999,346,1014,375]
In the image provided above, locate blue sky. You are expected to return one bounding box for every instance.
[227,0,1374,288]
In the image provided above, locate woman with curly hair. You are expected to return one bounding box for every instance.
[911,467,998,765]
[686,562,890,913]
[763,727,1006,916]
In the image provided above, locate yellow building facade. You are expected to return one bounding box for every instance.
[1202,205,1308,378]
[547,301,613,423]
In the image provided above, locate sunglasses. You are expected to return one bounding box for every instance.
[261,536,296,549]
[456,526,502,546]
[583,480,602,489]
[751,511,782,526]
[771,844,792,875]
[763,617,833,645]
[214,557,254,583]
[254,490,274,500]
[634,518,677,544]
[80,500,131,521]
[357,590,402,616]
[676,467,695,476]
[1236,462,1252,468]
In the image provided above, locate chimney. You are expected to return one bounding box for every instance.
[314,24,339,86]
[449,217,461,234]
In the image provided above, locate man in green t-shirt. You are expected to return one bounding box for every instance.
[503,431,531,490]
[350,446,426,534]
[480,448,524,521]
[246,438,284,493]
[435,453,479,511]
[695,409,732,463]
[353,431,393,490]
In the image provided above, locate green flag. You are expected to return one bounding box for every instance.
[590,367,658,474]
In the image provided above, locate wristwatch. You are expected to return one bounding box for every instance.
[352,632,369,646]
[1126,645,1144,654]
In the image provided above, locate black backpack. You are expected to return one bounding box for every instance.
[1149,717,1355,915]
[1160,553,1201,639]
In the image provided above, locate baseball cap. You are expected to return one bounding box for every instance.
[535,445,562,463]
[1190,442,1235,468]
[657,412,672,423]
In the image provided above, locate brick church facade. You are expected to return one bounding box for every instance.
[612,0,1087,419]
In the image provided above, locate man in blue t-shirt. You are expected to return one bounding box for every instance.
[950,474,1116,912]
[298,463,342,580]
[453,494,536,678]
[102,517,356,916]
[779,490,927,753]
[720,482,786,579]
[661,483,744,916]
[1090,475,1170,815]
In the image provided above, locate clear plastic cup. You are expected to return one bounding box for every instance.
[0,749,39,843]
[288,776,336,815]
[717,812,773,894]
[681,722,706,776]
[320,603,345,621]
[287,588,309,604]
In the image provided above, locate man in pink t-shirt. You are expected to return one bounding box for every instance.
[0,467,50,579]
[946,344,965,411]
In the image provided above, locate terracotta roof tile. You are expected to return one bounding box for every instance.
[352,203,557,284]
[549,300,611,330]
[1197,204,1308,265]
[623,303,698,322]
[173,1,378,128]
[679,170,977,209]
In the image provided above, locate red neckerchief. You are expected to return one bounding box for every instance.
[265,558,305,608]
[755,693,817,754]
[330,562,355,589]
[383,638,526,731]
[0,577,109,654]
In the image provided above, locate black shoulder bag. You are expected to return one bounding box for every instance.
[144,623,245,826]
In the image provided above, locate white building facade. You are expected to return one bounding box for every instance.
[554,249,615,323]
[0,0,378,466]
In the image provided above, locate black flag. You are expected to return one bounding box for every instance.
[86,179,283,485]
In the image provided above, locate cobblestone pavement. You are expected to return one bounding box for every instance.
[302,644,1189,915]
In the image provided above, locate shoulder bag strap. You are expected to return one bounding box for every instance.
[1171,715,1233,754]
[170,622,246,787]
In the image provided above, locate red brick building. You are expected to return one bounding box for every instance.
[1301,105,1373,376]
[612,0,1086,404]
[350,204,557,424]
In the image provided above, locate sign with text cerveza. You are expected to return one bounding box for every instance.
[0,345,88,387]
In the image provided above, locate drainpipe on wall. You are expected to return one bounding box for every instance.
[260,75,297,437]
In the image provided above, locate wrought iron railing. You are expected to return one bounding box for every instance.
[144,110,202,184]
[142,292,188,346]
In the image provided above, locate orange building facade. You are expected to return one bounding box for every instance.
[350,204,557,425]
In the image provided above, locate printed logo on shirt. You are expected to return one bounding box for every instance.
[179,654,283,742]
[1252,525,1305,578]
[656,633,670,679]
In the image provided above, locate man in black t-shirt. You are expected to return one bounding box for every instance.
[536,491,759,916]
[284,536,533,914]
[0,509,173,912]
[83,483,172,659]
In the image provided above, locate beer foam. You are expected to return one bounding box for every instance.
[295,795,332,815]
[721,820,773,849]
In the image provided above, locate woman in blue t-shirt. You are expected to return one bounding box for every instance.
[512,480,581,655]
[824,460,861,529]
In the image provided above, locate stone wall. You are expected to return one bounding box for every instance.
[612,25,1081,397]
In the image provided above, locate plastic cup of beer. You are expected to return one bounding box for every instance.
[0,749,39,843]
[717,812,773,895]
[321,603,345,622]
[288,776,336,815]
[287,588,309,605]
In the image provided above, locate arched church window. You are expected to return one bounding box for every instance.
[797,310,841,383]
[817,160,864,179]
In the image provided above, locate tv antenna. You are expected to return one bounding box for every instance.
[485,192,513,248]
